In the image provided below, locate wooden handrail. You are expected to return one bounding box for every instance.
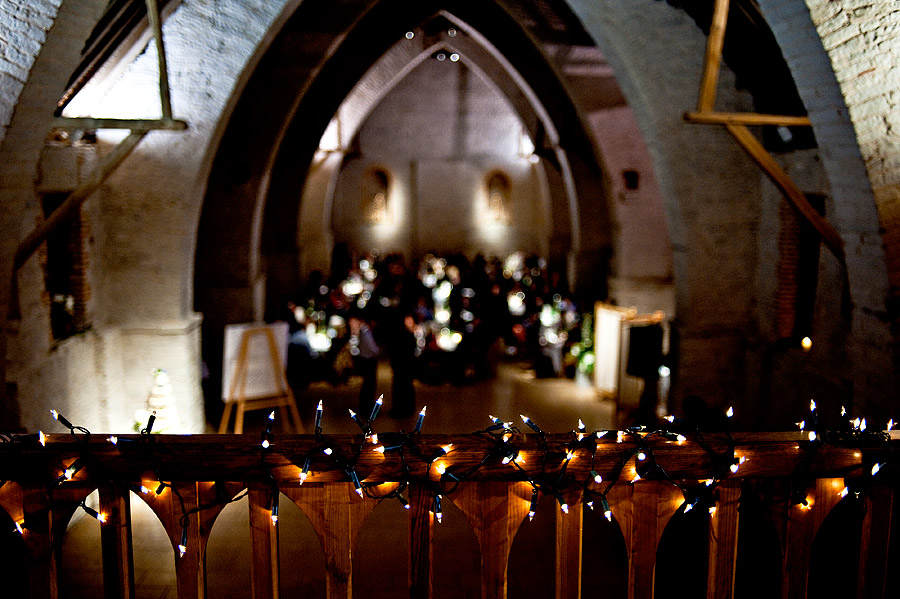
[7,431,896,484]
[1,432,895,599]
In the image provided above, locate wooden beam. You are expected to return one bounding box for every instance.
[685,111,811,127]
[51,117,187,130]
[697,0,731,112]
[13,130,147,273]
[725,123,845,260]
[145,0,172,119]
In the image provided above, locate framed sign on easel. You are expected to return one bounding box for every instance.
[219,322,303,434]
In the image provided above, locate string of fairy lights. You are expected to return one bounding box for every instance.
[1,397,894,559]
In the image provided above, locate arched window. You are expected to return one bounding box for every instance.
[486,171,511,223]
[364,168,390,224]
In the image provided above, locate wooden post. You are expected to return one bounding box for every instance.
[856,484,893,599]
[408,483,433,599]
[248,484,280,599]
[555,491,582,599]
[99,483,135,599]
[707,480,741,599]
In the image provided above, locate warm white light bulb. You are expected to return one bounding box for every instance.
[637,452,646,461]
[324,448,333,455]
[604,510,613,522]
[839,486,849,498]
[374,446,385,454]
[676,434,687,443]
[709,506,717,516]
[594,473,602,484]
[108,435,118,445]
[38,431,46,446]
[665,415,675,423]
[726,406,734,418]
[809,399,816,412]
[888,419,895,431]
[808,431,817,442]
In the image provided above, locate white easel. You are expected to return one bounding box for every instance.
[218,324,303,434]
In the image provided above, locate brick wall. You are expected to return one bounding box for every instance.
[802,0,900,309]
[0,0,62,150]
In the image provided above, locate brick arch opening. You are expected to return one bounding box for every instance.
[195,0,615,409]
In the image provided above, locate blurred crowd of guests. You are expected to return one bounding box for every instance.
[277,244,586,418]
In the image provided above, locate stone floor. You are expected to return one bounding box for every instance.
[58,360,620,598]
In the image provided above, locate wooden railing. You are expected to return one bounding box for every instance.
[0,430,895,598]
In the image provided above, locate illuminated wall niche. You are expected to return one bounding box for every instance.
[485,170,511,224]
[364,166,391,225]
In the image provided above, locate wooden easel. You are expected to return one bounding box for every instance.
[218,325,303,434]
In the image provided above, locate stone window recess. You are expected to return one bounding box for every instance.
[486,171,511,223]
[775,193,823,345]
[41,193,89,340]
[364,168,390,224]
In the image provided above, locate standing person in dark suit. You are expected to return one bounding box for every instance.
[373,254,420,418]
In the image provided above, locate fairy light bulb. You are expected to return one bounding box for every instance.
[839,486,849,498]
[397,495,410,509]
[299,457,311,483]
[730,463,739,474]
[369,433,379,445]
[809,399,816,412]
[271,493,279,524]
[566,450,576,462]
[63,459,83,481]
[178,528,188,557]
[872,462,885,476]
[637,451,646,461]
[853,418,861,430]
[414,406,427,433]
[683,498,697,513]
[435,462,447,475]
[38,431,46,446]
[520,415,542,433]
[555,492,569,514]
[888,419,895,431]
[704,479,714,486]
[324,447,333,456]
[261,439,270,449]
[808,431,817,442]
[314,401,323,429]
[265,410,275,434]
[14,521,24,534]
[709,506,717,516]
[676,434,686,443]
[665,415,675,423]
[860,419,867,432]
[633,472,641,482]
[591,470,602,484]
[798,420,805,431]
[601,496,612,521]
[374,445,385,454]
[616,431,625,443]
[349,409,365,429]
[434,495,443,524]
[726,406,734,418]
[369,395,383,422]
[528,488,539,521]
[841,406,846,417]
[108,435,118,445]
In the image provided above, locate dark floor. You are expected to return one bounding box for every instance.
[59,360,617,598]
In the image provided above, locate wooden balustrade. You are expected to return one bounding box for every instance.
[0,431,895,598]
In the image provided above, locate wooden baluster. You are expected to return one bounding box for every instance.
[555,490,582,599]
[167,482,206,599]
[707,480,741,599]
[451,481,531,599]
[23,485,58,599]
[781,478,843,599]
[408,483,433,599]
[99,483,135,599]
[609,482,681,599]
[249,484,280,599]
[856,484,893,599]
